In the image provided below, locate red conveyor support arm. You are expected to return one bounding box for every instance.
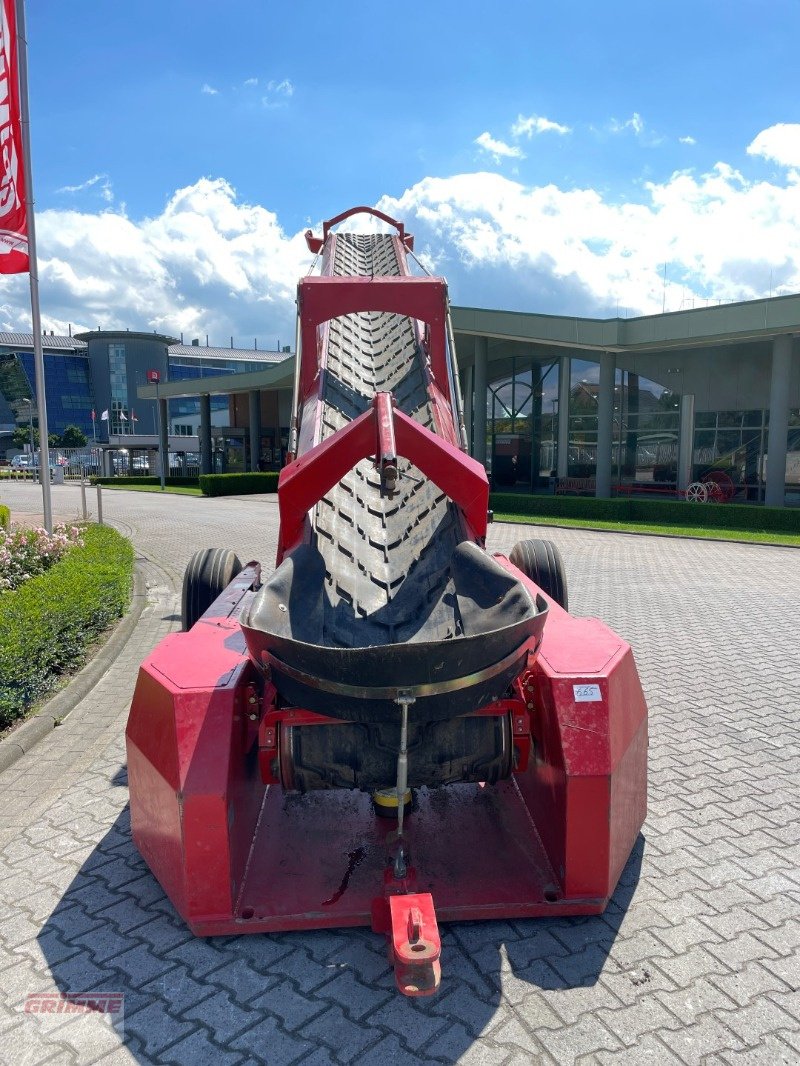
[277,394,489,559]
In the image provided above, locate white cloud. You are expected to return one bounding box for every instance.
[201,83,219,96]
[610,112,644,136]
[379,158,800,316]
[475,132,525,163]
[6,146,800,342]
[4,179,313,341]
[56,173,113,203]
[244,77,258,87]
[511,114,571,138]
[262,79,294,108]
[747,123,800,168]
[679,135,697,145]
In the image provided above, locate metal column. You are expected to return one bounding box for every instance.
[557,356,570,479]
[595,352,616,498]
[473,336,488,466]
[463,365,473,455]
[158,398,168,484]
[677,393,695,492]
[199,394,212,475]
[249,390,262,472]
[765,334,793,507]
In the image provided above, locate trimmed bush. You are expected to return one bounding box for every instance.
[199,472,280,497]
[90,475,199,488]
[0,524,134,729]
[490,493,630,522]
[489,492,800,534]
[0,505,9,530]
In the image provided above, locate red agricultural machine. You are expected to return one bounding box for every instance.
[126,208,648,996]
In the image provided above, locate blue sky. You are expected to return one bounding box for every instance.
[4,0,800,345]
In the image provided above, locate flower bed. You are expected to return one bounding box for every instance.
[0,523,83,593]
[0,524,133,729]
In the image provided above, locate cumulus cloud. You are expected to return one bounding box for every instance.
[475,132,525,163]
[511,114,571,138]
[5,135,800,340]
[679,135,697,145]
[747,123,800,168]
[379,155,800,316]
[4,179,313,341]
[243,77,258,87]
[201,83,219,96]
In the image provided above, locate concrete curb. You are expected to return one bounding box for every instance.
[0,560,147,775]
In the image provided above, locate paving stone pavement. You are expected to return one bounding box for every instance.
[0,482,799,1066]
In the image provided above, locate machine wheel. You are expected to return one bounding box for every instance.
[702,469,735,503]
[508,539,568,610]
[686,481,709,503]
[181,548,243,631]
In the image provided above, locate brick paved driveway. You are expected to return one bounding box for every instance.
[0,483,798,1065]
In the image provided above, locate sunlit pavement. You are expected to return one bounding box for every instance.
[0,481,798,1065]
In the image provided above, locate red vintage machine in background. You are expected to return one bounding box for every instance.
[127,207,648,996]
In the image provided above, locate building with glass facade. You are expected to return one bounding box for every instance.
[137,292,800,506]
[0,331,288,454]
[453,296,800,508]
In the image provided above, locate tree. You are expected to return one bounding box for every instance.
[10,425,59,449]
[11,426,32,449]
[59,424,88,448]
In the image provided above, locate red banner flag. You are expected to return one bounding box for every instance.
[0,0,28,274]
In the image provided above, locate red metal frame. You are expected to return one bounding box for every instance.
[305,206,415,254]
[126,564,647,956]
[277,393,488,559]
[126,208,648,998]
[298,276,449,400]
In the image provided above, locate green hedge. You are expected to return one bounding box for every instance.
[199,472,280,497]
[0,524,134,729]
[489,492,800,534]
[90,475,199,488]
[0,505,9,530]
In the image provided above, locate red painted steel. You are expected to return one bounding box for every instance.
[127,560,647,936]
[386,894,442,996]
[277,393,489,558]
[298,276,449,400]
[126,207,648,997]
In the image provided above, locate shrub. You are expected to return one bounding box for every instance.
[0,524,134,729]
[90,476,199,488]
[0,505,9,530]
[489,492,800,534]
[199,472,280,497]
[0,523,83,592]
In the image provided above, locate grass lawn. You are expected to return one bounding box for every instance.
[493,512,800,547]
[103,483,203,496]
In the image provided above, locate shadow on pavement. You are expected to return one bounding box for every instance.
[37,768,644,1065]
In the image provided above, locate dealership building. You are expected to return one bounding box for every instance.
[2,294,799,505]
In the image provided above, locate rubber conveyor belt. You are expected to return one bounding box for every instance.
[242,232,546,724]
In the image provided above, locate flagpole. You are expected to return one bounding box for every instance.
[15,0,51,531]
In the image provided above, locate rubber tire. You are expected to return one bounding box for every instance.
[181,548,243,631]
[508,538,568,610]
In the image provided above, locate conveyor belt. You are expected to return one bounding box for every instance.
[314,233,466,648]
[242,223,545,724]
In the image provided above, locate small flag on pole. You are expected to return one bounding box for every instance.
[119,411,128,421]
[91,409,96,420]
[100,409,109,421]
